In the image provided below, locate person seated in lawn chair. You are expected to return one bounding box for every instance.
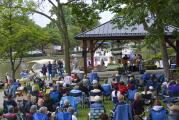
[26,105,38,120]
[78,80,89,97]
[149,99,168,120]
[89,84,103,104]
[67,107,77,120]
[49,86,61,105]
[89,96,108,120]
[90,96,105,109]
[141,86,155,105]
[3,95,17,113]
[60,95,78,113]
[132,92,145,120]
[111,85,121,105]
[89,80,103,92]
[118,81,128,95]
[2,106,17,120]
[55,108,73,120]
[101,80,112,98]
[70,85,84,107]
[168,80,179,97]
[112,95,133,120]
[168,101,179,120]
[71,73,80,83]
[127,84,137,102]
[33,107,49,120]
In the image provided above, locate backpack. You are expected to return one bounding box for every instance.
[50,91,60,103]
[33,112,49,120]
[55,112,72,120]
[127,89,137,101]
[150,109,167,120]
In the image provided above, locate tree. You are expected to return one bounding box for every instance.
[31,0,76,74]
[93,0,179,79]
[70,1,100,31]
[30,0,100,73]
[0,0,43,81]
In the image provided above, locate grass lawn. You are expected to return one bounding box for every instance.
[77,98,113,120]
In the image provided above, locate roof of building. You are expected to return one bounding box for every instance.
[75,20,178,40]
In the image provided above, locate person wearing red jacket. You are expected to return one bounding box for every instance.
[118,81,128,95]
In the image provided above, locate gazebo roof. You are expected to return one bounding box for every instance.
[75,20,178,40]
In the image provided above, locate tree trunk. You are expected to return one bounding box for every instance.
[58,5,71,74]
[83,40,87,74]
[160,39,170,80]
[176,40,179,67]
[9,48,15,81]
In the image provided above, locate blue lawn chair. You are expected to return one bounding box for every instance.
[89,108,105,120]
[60,96,78,112]
[69,89,84,107]
[102,84,112,96]
[114,104,133,120]
[55,112,72,120]
[127,89,137,101]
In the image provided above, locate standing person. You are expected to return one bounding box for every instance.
[137,54,143,73]
[42,64,47,80]
[5,73,12,84]
[52,61,57,78]
[57,60,64,77]
[47,61,52,81]
[122,55,129,74]
[73,58,79,70]
[129,51,135,72]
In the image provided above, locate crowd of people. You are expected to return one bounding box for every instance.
[1,59,179,120]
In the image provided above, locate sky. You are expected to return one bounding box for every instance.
[31,0,114,27]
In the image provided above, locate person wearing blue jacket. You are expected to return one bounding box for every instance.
[113,95,133,120]
[149,100,167,120]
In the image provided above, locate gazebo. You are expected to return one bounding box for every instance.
[75,20,178,73]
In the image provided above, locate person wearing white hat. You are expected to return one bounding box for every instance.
[90,96,104,109]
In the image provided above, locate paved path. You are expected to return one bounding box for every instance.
[0,91,3,108]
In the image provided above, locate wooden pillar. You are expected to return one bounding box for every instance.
[83,40,87,74]
[176,40,179,67]
[90,40,94,68]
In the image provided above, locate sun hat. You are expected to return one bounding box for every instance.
[94,95,102,102]
[149,86,154,90]
[92,80,98,84]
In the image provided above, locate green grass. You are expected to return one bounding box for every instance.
[77,98,113,120]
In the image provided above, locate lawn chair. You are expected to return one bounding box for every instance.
[60,96,78,113]
[89,89,103,105]
[69,89,84,108]
[102,84,112,98]
[88,108,105,120]
[55,112,72,120]
[113,104,133,120]
[127,89,137,102]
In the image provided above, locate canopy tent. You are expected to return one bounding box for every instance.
[75,20,178,73]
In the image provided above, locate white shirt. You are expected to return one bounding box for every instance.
[111,90,121,98]
[72,115,77,120]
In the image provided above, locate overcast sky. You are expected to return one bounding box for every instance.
[31,0,114,27]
